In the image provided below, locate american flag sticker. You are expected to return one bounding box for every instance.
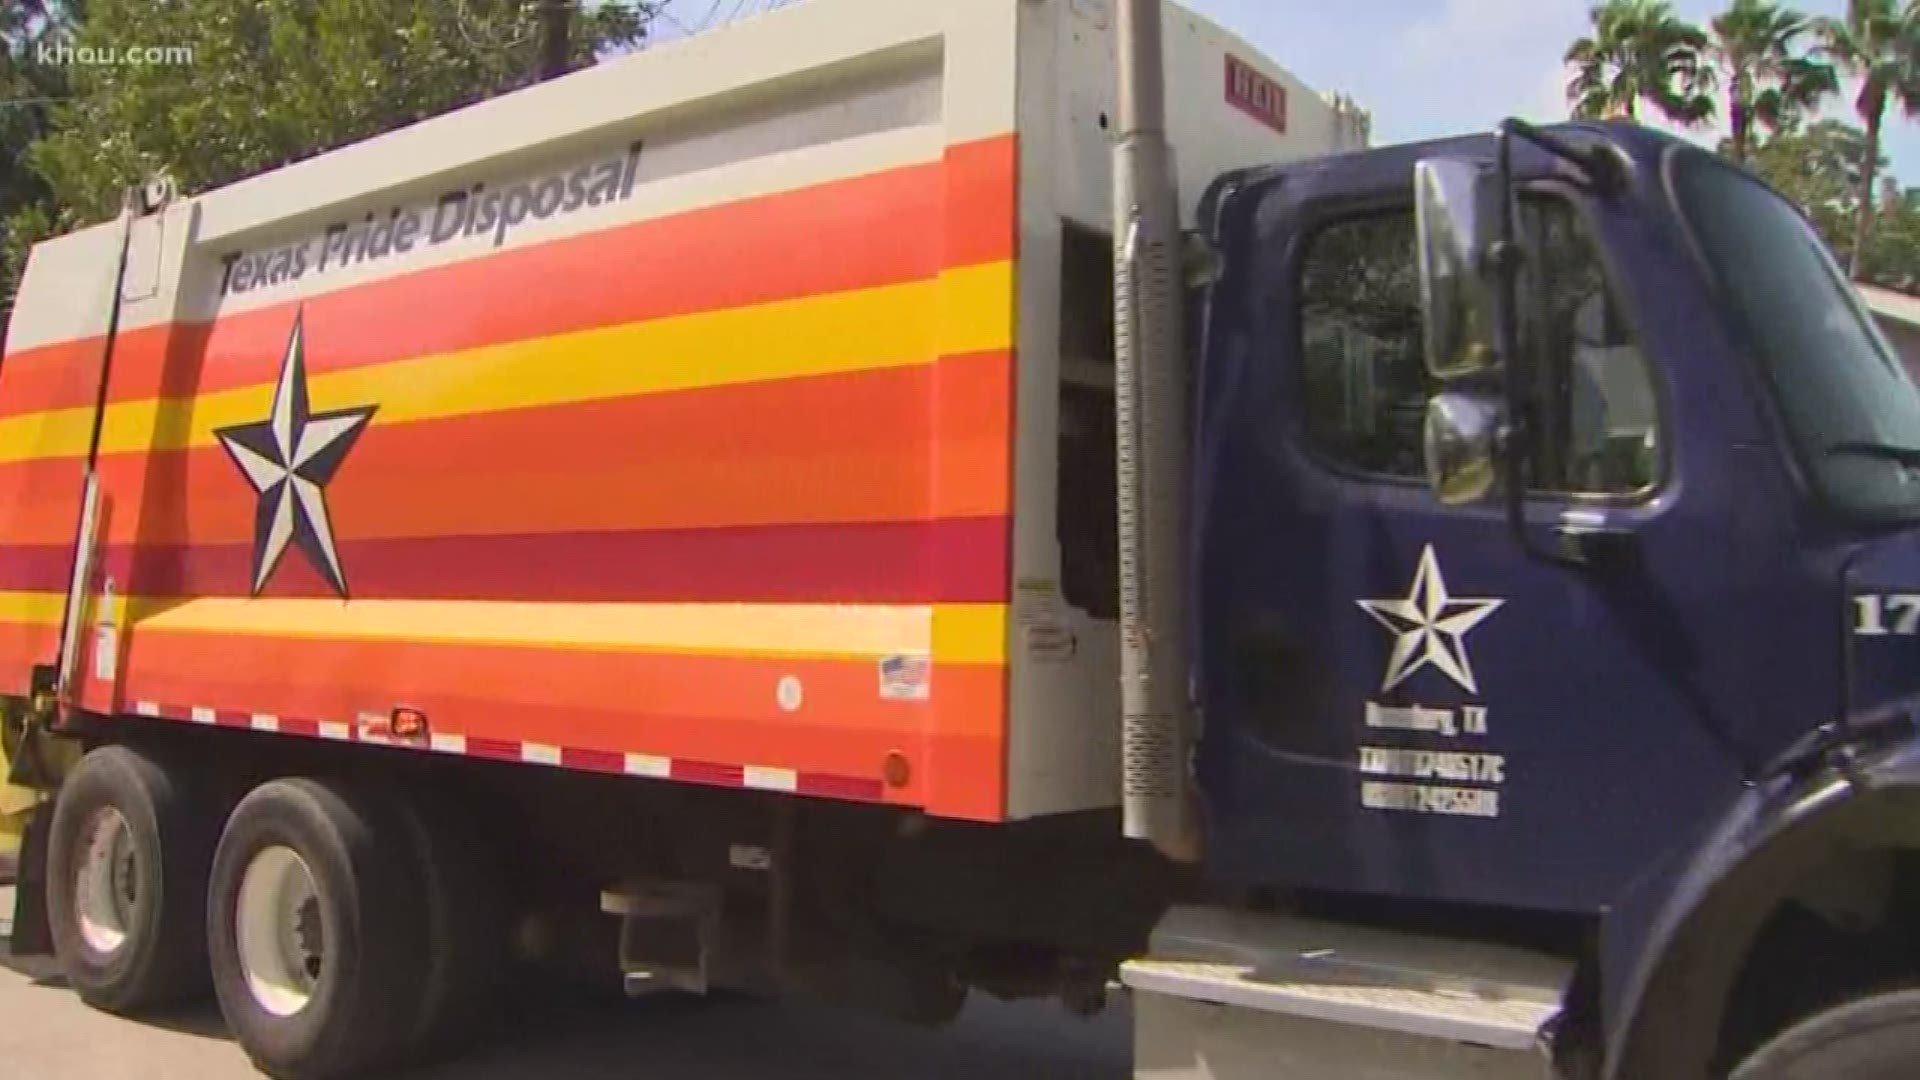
[879,654,932,702]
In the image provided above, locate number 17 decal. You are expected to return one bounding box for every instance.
[1855,594,1920,636]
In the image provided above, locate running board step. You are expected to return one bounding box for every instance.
[1123,906,1572,1080]
[602,880,721,996]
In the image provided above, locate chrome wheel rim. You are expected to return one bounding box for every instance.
[74,807,137,956]
[235,845,323,1017]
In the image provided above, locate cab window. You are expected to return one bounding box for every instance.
[1298,199,1660,496]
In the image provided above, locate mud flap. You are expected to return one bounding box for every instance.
[0,695,42,867]
[2,685,78,955]
[7,801,52,955]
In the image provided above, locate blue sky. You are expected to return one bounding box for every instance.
[653,0,1919,182]
[1184,0,1919,180]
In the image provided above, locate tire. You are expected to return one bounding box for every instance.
[207,778,428,1080]
[46,744,216,1013]
[1731,988,1920,1080]
[396,790,508,1059]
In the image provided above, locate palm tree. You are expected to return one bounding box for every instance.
[1711,0,1838,164]
[1567,0,1716,124]
[1818,0,1920,276]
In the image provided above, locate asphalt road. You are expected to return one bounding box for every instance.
[0,888,1134,1080]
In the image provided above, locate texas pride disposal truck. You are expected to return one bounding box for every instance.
[10,0,1920,1078]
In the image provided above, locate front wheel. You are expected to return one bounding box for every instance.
[1732,989,1920,1080]
[46,744,216,1013]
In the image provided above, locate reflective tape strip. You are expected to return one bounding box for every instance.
[624,753,672,779]
[744,766,799,793]
[114,701,887,807]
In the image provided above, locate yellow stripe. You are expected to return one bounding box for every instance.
[126,597,1008,664]
[0,590,67,626]
[939,257,1016,358]
[0,262,1014,464]
[0,590,131,630]
[933,603,1007,665]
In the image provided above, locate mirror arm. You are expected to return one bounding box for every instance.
[1500,118,1628,196]
[1490,127,1597,573]
[1493,127,1531,557]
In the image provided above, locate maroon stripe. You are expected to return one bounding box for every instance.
[0,517,1009,603]
[214,710,251,729]
[279,716,321,738]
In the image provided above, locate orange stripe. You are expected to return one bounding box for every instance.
[0,454,86,547]
[120,628,1009,818]
[932,349,1014,520]
[0,137,1018,420]
[925,660,1008,821]
[0,352,1011,549]
[0,621,56,681]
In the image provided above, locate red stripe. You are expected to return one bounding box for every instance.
[466,736,522,762]
[214,710,251,729]
[279,716,320,738]
[797,773,887,802]
[0,515,1009,602]
[944,134,1018,269]
[672,760,745,788]
[561,746,625,774]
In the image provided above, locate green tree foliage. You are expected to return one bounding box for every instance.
[1,0,74,328]
[1560,0,1920,290]
[1710,0,1837,163]
[1864,181,1920,290]
[2,0,652,339]
[1816,0,1920,275]
[1567,0,1716,124]
[29,0,651,223]
[1745,120,1920,291]
[1746,120,1877,237]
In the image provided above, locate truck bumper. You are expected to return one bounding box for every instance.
[1123,905,1567,1079]
[1132,989,1556,1080]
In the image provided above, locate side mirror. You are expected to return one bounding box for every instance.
[1415,158,1503,381]
[1424,390,1506,506]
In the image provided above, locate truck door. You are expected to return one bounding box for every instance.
[1192,148,1752,914]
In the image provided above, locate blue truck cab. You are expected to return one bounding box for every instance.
[1148,121,1920,1078]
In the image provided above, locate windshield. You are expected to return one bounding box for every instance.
[1674,150,1920,519]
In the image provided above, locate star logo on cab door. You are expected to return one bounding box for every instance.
[214,312,376,598]
[1357,545,1504,694]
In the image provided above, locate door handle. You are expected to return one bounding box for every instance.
[1552,521,1637,569]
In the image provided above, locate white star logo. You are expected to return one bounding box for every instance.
[214,312,376,598]
[1356,545,1504,694]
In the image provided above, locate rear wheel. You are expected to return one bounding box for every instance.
[1732,989,1920,1080]
[46,744,216,1013]
[207,778,428,1080]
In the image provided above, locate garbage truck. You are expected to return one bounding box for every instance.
[6,0,1920,1077]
